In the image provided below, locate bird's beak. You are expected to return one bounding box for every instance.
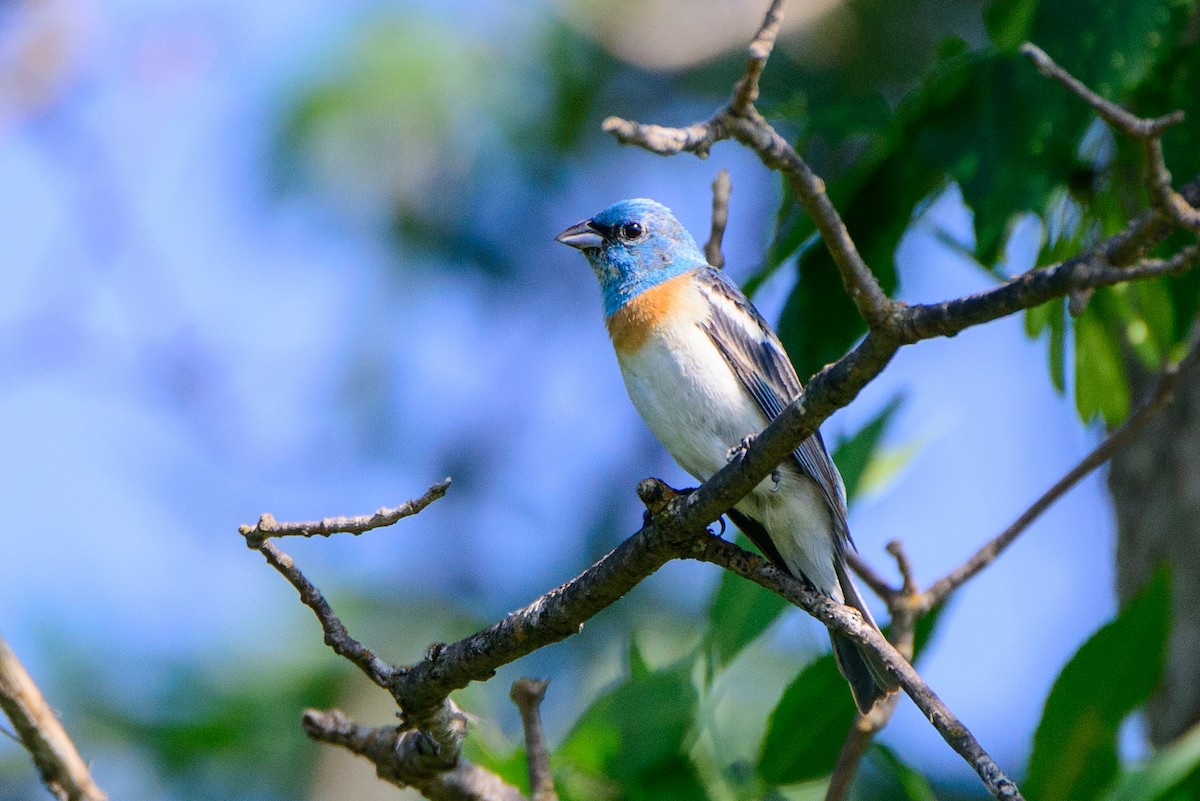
[555,219,604,250]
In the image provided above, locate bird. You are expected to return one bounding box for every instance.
[556,198,896,712]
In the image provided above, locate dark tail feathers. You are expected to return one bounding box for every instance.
[830,560,899,713]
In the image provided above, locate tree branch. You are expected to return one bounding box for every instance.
[705,169,732,269]
[827,326,1200,795]
[240,478,451,547]
[250,540,396,687]
[894,237,1200,342]
[510,679,558,801]
[0,635,108,801]
[244,480,528,801]
[380,218,1200,792]
[302,708,525,801]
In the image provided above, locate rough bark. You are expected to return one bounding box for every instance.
[1110,362,1200,745]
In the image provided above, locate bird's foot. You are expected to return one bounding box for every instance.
[726,433,757,463]
[727,434,783,492]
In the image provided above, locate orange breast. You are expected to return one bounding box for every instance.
[605,272,695,355]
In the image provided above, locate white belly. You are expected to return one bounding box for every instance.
[615,321,841,596]
[617,322,763,482]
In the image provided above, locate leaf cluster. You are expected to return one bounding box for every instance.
[757,0,1200,425]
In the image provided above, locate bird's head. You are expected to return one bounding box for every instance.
[556,198,707,317]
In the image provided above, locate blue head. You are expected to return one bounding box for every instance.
[556,199,708,317]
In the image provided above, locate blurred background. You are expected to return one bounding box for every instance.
[0,0,1139,798]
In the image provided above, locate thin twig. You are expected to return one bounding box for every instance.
[846,550,899,601]
[705,169,732,269]
[731,0,786,112]
[240,478,451,546]
[887,540,918,598]
[1020,43,1200,231]
[511,679,558,801]
[1113,244,1200,282]
[377,165,1200,801]
[825,694,903,801]
[826,542,919,801]
[0,635,108,801]
[254,541,396,687]
[382,194,1200,765]
[921,326,1200,610]
[1019,43,1184,139]
[292,292,1200,800]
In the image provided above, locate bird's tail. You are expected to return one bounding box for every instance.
[829,559,899,714]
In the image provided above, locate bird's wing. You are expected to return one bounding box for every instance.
[694,268,852,547]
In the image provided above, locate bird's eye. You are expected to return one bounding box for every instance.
[620,222,643,241]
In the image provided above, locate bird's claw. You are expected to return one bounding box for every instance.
[727,434,782,491]
[726,433,757,463]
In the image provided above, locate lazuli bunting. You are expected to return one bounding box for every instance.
[557,198,896,712]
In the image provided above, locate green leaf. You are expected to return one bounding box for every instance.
[629,638,652,679]
[1024,567,1173,801]
[985,0,1039,49]
[913,49,1080,266]
[1128,2,1200,189]
[703,532,790,672]
[871,742,939,801]
[1106,720,1200,801]
[1021,0,1175,98]
[557,656,706,801]
[857,438,926,499]
[758,602,948,785]
[1048,298,1068,393]
[767,42,1088,373]
[1131,279,1177,365]
[757,0,1194,412]
[1026,298,1068,393]
[758,650,858,785]
[1075,302,1132,425]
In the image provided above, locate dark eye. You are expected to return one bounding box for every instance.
[620,222,643,241]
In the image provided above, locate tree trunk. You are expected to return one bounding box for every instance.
[1109,361,1200,746]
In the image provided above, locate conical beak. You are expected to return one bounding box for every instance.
[555,219,604,250]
